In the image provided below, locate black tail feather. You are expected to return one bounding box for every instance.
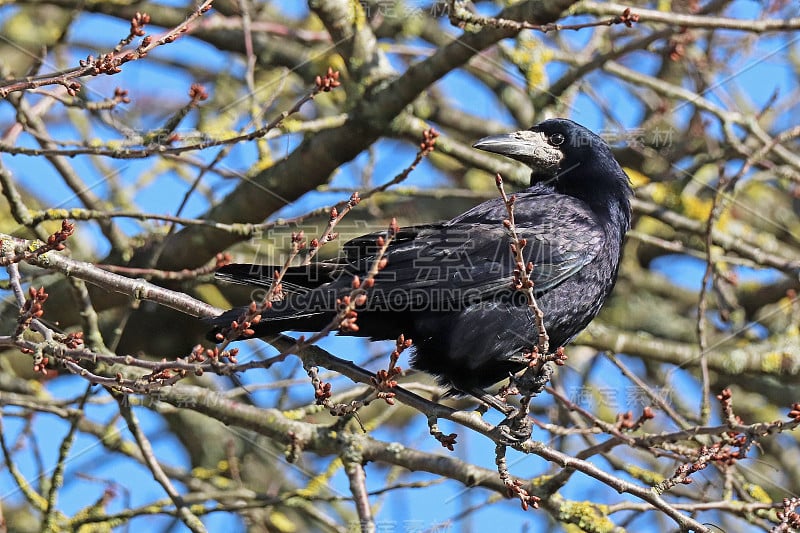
[204,305,332,343]
[208,263,343,343]
[215,263,343,290]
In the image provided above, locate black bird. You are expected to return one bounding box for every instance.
[209,118,632,398]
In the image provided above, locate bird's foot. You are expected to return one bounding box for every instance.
[494,409,533,445]
[466,387,533,445]
[487,364,554,445]
[508,362,554,398]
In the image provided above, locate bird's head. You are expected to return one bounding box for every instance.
[473,118,628,193]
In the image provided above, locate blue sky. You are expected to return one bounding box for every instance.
[1,1,797,531]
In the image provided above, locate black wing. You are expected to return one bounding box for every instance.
[215,189,604,311]
[340,189,605,306]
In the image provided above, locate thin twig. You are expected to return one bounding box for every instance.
[0,2,214,98]
[115,394,207,533]
[345,461,375,533]
[449,2,639,33]
[495,173,549,354]
[0,68,339,159]
[41,385,93,533]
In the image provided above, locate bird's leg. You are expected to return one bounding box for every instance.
[507,364,556,443]
[511,362,553,399]
[467,387,515,416]
[486,362,556,444]
[467,386,533,445]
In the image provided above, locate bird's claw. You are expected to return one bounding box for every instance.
[466,386,533,444]
[493,409,533,445]
[511,364,553,398]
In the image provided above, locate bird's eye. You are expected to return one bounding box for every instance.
[549,133,565,146]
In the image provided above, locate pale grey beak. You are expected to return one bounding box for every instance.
[473,130,563,173]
